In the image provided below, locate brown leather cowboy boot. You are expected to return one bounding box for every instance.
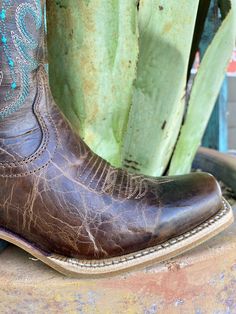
[0,0,233,277]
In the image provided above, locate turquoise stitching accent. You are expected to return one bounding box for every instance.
[0,0,42,120]
[0,9,6,21]
[17,5,42,48]
[0,1,17,103]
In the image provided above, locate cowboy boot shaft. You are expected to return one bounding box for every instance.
[0,0,44,160]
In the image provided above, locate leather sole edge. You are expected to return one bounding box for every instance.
[0,198,234,278]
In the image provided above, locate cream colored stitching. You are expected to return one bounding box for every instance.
[0,68,58,176]
[50,200,229,269]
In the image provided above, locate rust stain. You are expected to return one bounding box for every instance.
[101,269,207,304]
[99,247,236,305]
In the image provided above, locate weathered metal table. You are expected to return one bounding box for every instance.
[0,204,235,314]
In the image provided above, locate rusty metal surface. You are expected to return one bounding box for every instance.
[0,204,235,314]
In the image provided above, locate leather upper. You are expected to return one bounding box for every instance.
[0,0,223,260]
[0,68,223,259]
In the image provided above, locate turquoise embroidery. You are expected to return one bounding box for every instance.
[0,0,42,120]
[1,35,7,44]
[11,82,17,89]
[0,9,6,21]
[8,59,14,67]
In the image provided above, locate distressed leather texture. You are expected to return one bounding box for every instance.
[0,0,223,260]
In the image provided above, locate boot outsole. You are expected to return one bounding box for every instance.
[0,198,233,278]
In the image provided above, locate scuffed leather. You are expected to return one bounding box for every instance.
[0,0,223,260]
[0,67,223,259]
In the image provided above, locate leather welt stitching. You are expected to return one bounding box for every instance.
[50,201,229,269]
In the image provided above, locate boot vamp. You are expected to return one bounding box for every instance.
[0,74,222,259]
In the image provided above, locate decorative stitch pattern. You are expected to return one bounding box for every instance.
[0,67,59,177]
[0,0,42,120]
